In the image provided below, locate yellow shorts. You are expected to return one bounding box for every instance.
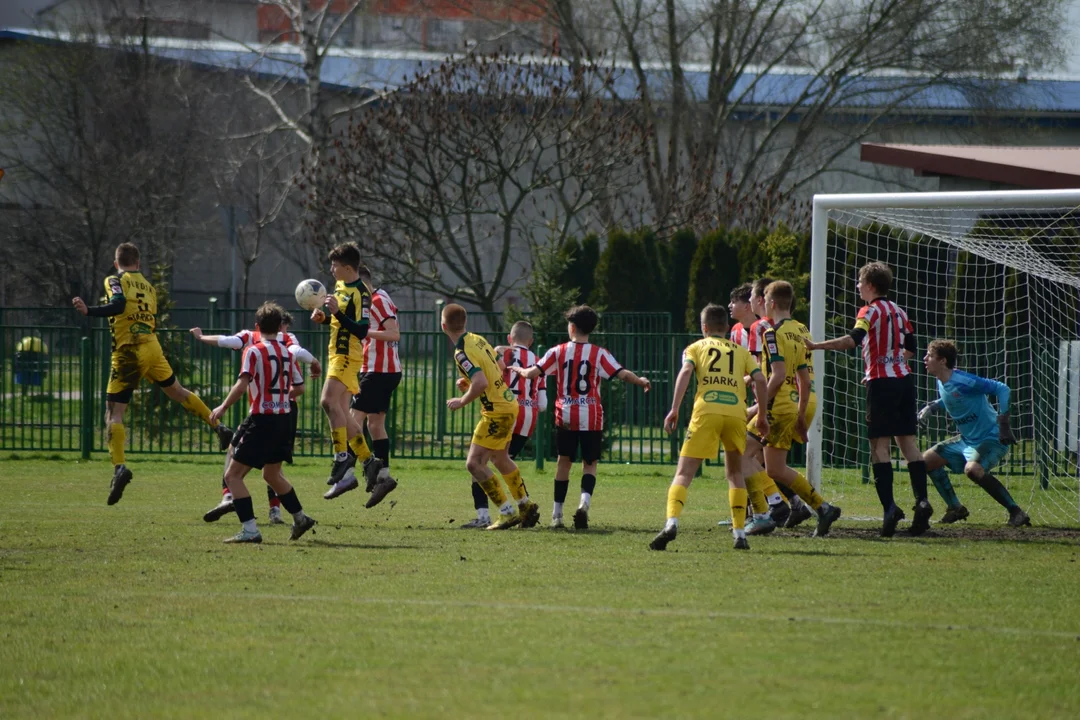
[107,337,174,401]
[680,413,747,458]
[471,412,517,451]
[326,355,360,395]
[749,398,817,452]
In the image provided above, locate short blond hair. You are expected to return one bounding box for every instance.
[442,303,467,332]
[764,281,795,311]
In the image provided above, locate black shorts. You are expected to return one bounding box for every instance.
[351,372,402,414]
[556,429,603,464]
[508,433,529,460]
[866,375,917,439]
[231,414,296,469]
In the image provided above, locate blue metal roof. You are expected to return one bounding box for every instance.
[4,28,1080,116]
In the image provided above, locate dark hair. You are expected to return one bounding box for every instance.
[729,283,753,304]
[356,264,372,282]
[565,305,599,335]
[280,310,294,327]
[927,339,958,369]
[510,320,534,343]
[700,303,729,332]
[442,303,467,332]
[859,262,893,295]
[115,243,140,267]
[255,301,284,335]
[328,243,362,270]
[751,277,773,299]
[764,280,795,311]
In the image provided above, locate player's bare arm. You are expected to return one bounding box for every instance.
[447,372,488,411]
[663,362,694,434]
[750,371,770,437]
[509,365,542,380]
[617,368,651,392]
[72,297,88,315]
[210,374,251,423]
[804,335,856,352]
[366,317,400,343]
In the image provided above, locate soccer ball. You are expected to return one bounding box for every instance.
[294,279,328,311]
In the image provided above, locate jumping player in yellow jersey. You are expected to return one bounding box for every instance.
[72,243,233,505]
[441,303,540,530]
[756,281,842,537]
[313,243,394,502]
[649,303,769,552]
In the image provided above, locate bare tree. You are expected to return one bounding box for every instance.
[303,50,646,315]
[0,27,212,303]
[537,0,1066,230]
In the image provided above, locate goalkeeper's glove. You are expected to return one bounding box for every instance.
[917,402,938,425]
[997,412,1017,445]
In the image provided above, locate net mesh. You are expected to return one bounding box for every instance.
[817,202,1080,526]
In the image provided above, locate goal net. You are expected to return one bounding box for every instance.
[808,190,1080,526]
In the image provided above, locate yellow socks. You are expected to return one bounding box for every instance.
[729,487,748,530]
[501,468,528,502]
[746,471,770,514]
[478,475,508,506]
[787,472,824,510]
[107,423,126,466]
[181,393,215,426]
[666,484,689,519]
[348,434,373,463]
[331,427,348,456]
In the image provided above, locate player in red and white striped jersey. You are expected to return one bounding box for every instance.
[209,302,317,544]
[510,305,650,530]
[727,282,755,349]
[191,313,321,525]
[460,321,549,529]
[806,261,929,538]
[346,268,402,509]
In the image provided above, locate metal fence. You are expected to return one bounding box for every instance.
[0,314,1053,477]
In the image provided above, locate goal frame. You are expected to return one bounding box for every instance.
[807,188,1080,491]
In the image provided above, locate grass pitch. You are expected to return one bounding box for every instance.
[2,457,1079,719]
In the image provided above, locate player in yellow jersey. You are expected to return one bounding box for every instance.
[757,281,842,537]
[72,243,233,505]
[314,244,394,502]
[650,303,769,552]
[441,303,540,530]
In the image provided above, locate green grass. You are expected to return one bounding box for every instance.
[2,458,1079,719]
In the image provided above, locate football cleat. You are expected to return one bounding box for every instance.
[572,508,589,530]
[203,498,235,523]
[290,515,317,541]
[214,424,234,452]
[486,512,522,530]
[940,504,970,524]
[909,499,933,536]
[881,504,905,538]
[1007,507,1031,527]
[365,473,398,509]
[107,464,133,506]
[362,456,385,493]
[224,528,262,544]
[733,536,750,550]
[459,518,490,529]
[327,455,356,486]
[745,515,777,536]
[813,503,842,538]
[323,474,359,500]
[784,503,814,529]
[649,526,677,551]
[518,501,541,529]
[768,502,791,527]
[550,515,565,529]
[268,506,285,525]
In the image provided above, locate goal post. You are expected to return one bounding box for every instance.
[809,189,1080,525]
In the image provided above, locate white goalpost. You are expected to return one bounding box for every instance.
[808,189,1080,526]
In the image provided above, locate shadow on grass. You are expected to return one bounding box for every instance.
[305,539,422,551]
[824,526,1080,547]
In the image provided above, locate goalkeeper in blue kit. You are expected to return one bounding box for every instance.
[918,340,1030,527]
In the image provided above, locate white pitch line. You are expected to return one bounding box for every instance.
[135,590,1080,641]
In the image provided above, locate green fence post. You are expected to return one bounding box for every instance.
[80,336,93,460]
[435,300,447,440]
